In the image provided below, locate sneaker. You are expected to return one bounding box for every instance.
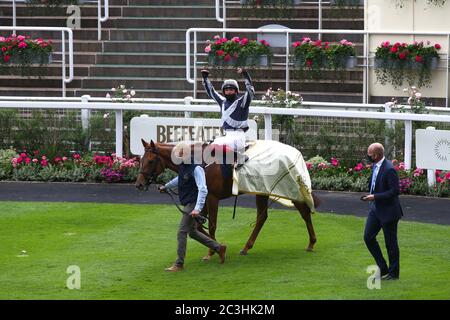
[164,264,183,272]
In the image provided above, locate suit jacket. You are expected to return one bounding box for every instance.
[368,159,403,223]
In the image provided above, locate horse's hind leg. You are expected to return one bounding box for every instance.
[240,195,269,255]
[293,201,317,252]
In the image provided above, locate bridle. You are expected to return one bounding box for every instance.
[139,147,163,186]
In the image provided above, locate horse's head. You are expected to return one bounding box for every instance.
[135,139,165,191]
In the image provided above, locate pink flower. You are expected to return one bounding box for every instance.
[18,41,27,49]
[20,153,27,158]
[435,43,441,50]
[413,168,423,177]
[437,176,444,184]
[216,50,224,56]
[17,35,26,41]
[25,158,31,164]
[259,39,270,46]
[317,162,328,170]
[415,55,423,62]
[331,157,339,167]
[399,52,408,60]
[1,47,6,53]
[32,158,38,164]
[213,35,221,40]
[3,55,10,63]
[354,163,364,172]
[41,155,47,160]
[292,41,301,48]
[382,41,390,48]
[0,36,5,42]
[204,45,211,53]
[73,154,81,160]
[231,37,240,43]
[306,162,312,170]
[224,54,231,62]
[41,159,48,167]
[239,38,248,46]
[390,46,398,53]
[62,156,68,162]
[54,157,62,163]
[444,172,450,180]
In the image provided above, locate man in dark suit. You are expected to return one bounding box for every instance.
[362,143,403,280]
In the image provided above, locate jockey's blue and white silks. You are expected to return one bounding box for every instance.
[202,74,255,132]
[202,72,255,152]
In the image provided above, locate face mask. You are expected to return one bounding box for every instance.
[367,155,376,163]
[224,93,237,101]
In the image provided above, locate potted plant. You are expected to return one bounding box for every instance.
[205,35,241,67]
[326,39,357,70]
[204,36,273,68]
[291,37,327,79]
[239,39,273,67]
[374,40,441,88]
[0,34,53,76]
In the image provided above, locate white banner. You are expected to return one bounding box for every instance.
[416,129,450,170]
[130,117,258,155]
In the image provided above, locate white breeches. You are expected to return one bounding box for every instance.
[213,130,246,153]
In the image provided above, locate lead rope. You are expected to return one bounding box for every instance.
[164,187,209,228]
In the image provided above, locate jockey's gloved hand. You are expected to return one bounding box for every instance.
[201,69,210,79]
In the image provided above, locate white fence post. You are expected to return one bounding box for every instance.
[184,96,193,118]
[115,109,123,157]
[81,95,91,151]
[264,113,272,140]
[404,120,412,170]
[384,102,395,158]
[81,95,90,131]
[426,126,437,187]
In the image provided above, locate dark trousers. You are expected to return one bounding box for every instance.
[175,203,221,266]
[364,208,400,278]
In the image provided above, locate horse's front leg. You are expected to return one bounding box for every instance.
[240,195,269,255]
[202,196,219,261]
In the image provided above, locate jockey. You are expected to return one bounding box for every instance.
[201,67,255,165]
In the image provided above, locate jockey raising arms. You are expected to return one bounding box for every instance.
[201,67,255,165]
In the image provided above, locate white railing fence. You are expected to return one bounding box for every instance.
[98,0,109,41]
[0,26,74,97]
[186,27,450,106]
[1,98,450,172]
[214,1,349,34]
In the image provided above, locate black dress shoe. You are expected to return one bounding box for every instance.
[382,274,399,281]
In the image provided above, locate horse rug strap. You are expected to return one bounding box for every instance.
[232,140,315,212]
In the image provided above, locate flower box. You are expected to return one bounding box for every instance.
[9,53,52,65]
[241,54,270,67]
[374,41,441,88]
[205,35,273,68]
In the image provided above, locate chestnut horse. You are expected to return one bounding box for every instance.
[135,139,320,260]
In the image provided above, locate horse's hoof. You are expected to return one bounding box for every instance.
[239,250,247,256]
[202,255,212,261]
[306,247,314,252]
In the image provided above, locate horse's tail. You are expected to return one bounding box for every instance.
[312,192,321,209]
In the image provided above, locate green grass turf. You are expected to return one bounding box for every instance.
[0,201,449,300]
